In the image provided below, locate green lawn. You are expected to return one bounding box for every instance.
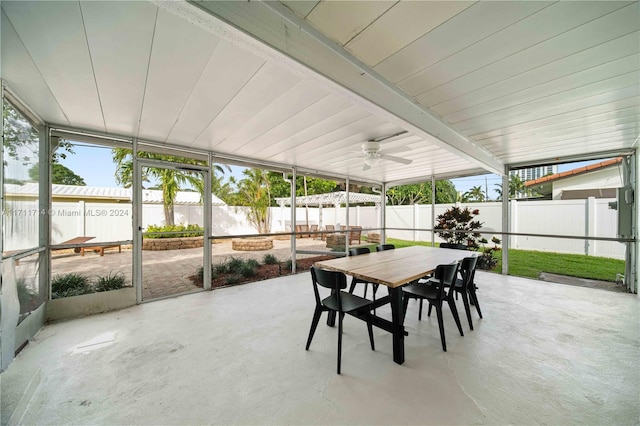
[366,237,625,282]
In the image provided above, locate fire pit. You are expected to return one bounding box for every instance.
[232,237,274,251]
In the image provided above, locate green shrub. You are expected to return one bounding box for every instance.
[263,254,278,265]
[51,273,92,299]
[226,256,245,272]
[94,272,127,292]
[145,223,203,239]
[225,274,242,285]
[239,263,257,278]
[213,262,228,275]
[246,258,260,269]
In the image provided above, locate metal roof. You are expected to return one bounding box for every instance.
[4,184,226,205]
[275,191,382,207]
[1,1,637,186]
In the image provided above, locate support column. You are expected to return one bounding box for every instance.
[502,174,510,275]
[586,197,596,256]
[431,176,436,247]
[291,168,297,274]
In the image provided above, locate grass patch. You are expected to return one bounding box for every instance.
[495,249,625,282]
[380,238,624,282]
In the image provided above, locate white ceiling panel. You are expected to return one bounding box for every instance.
[81,1,157,136]
[192,62,301,151]
[443,68,639,124]
[344,1,474,67]
[373,1,552,83]
[0,10,67,125]
[248,104,371,159]
[2,1,104,130]
[215,79,330,154]
[397,1,631,96]
[421,33,640,110]
[456,82,639,134]
[167,40,265,145]
[432,54,639,118]
[478,113,640,147]
[233,93,355,158]
[306,0,395,45]
[280,1,319,18]
[137,8,221,142]
[2,0,638,186]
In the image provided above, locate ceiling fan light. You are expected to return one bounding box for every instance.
[364,157,381,167]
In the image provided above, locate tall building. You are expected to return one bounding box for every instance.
[510,165,557,182]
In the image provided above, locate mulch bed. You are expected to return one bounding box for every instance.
[190,255,335,289]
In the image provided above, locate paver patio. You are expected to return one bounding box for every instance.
[50,238,342,300]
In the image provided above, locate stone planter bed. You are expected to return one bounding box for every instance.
[142,236,204,251]
[232,237,274,251]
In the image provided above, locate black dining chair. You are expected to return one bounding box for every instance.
[427,256,480,330]
[347,247,379,302]
[376,244,395,251]
[402,262,464,352]
[306,267,375,374]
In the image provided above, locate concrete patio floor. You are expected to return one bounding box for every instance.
[2,271,638,425]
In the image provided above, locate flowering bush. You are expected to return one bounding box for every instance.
[477,236,501,270]
[435,206,483,250]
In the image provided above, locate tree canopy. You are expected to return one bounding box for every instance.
[386,180,457,205]
[29,163,86,185]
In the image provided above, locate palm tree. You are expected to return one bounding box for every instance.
[231,168,272,234]
[463,185,486,202]
[494,175,527,200]
[112,148,208,226]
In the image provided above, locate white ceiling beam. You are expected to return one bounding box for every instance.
[186,0,505,176]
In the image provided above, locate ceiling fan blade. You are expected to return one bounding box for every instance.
[381,154,413,165]
[379,146,411,155]
[362,162,371,171]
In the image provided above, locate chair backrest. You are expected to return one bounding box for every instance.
[376,244,395,251]
[325,225,335,231]
[433,262,460,299]
[458,256,479,291]
[349,247,370,256]
[310,267,348,309]
[440,243,468,250]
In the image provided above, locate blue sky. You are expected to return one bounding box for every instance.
[56,143,602,197]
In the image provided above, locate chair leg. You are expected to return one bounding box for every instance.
[418,299,424,320]
[402,295,410,318]
[366,313,375,351]
[337,311,343,374]
[459,290,473,330]
[363,283,368,299]
[447,298,464,337]
[435,303,446,352]
[348,278,357,294]
[470,290,483,318]
[306,306,323,350]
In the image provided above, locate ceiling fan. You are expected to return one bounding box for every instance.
[331,132,413,170]
[358,140,412,170]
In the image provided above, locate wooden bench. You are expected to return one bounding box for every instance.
[81,244,122,257]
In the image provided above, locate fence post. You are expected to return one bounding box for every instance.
[413,203,419,242]
[587,197,596,256]
[510,199,518,249]
[79,200,86,237]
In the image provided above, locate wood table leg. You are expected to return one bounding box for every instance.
[388,286,405,365]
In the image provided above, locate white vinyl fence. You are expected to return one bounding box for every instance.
[4,198,624,259]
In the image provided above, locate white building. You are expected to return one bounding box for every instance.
[525,158,622,200]
[510,165,557,182]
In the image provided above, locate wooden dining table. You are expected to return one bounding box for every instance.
[314,245,472,365]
